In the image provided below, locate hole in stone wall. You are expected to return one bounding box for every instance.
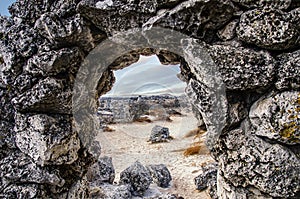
[94,52,214,198]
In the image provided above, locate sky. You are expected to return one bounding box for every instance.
[0,0,15,16]
[104,55,186,97]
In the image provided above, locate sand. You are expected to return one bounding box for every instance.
[95,113,214,198]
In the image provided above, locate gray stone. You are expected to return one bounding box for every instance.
[146,164,172,188]
[148,125,171,143]
[237,8,299,50]
[87,156,115,185]
[143,0,235,40]
[275,50,300,90]
[231,0,291,10]
[119,161,152,196]
[215,123,300,198]
[208,43,275,91]
[89,184,132,199]
[250,91,300,145]
[12,77,72,114]
[217,19,239,41]
[14,113,80,166]
[194,163,218,199]
[35,12,94,51]
[0,151,65,188]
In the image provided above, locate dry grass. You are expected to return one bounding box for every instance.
[183,141,210,156]
[184,128,206,138]
[183,145,201,156]
[102,126,115,132]
[134,117,153,123]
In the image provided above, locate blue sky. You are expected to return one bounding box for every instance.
[105,55,186,97]
[0,0,15,16]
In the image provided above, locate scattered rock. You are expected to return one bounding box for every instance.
[194,163,218,199]
[148,125,172,143]
[146,164,172,188]
[250,91,300,145]
[119,161,152,196]
[87,156,115,185]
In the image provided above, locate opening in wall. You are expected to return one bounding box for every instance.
[93,53,213,198]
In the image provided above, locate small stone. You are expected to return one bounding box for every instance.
[119,161,152,196]
[194,163,218,199]
[87,156,115,185]
[148,125,171,143]
[146,164,172,188]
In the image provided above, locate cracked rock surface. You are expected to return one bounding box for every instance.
[0,0,299,198]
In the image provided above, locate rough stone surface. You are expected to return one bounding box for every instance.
[237,8,299,50]
[87,156,115,185]
[146,164,172,188]
[275,50,300,90]
[208,43,275,91]
[194,163,218,199]
[148,125,172,143]
[14,113,80,166]
[215,122,300,198]
[232,0,291,10]
[119,161,152,196]
[250,92,300,145]
[0,0,300,198]
[89,184,132,199]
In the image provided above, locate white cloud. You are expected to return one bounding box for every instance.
[104,55,186,97]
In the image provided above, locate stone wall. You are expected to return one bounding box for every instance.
[0,0,299,198]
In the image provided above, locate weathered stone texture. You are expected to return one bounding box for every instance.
[0,0,300,198]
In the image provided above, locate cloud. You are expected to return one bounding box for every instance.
[104,55,186,97]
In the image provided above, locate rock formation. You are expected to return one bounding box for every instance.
[0,0,299,198]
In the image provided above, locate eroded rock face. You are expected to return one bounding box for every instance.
[0,0,300,198]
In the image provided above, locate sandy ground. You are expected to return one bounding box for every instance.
[96,113,214,198]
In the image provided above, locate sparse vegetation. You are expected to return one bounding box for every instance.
[184,128,206,138]
[134,116,153,123]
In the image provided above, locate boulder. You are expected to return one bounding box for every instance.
[148,125,171,143]
[119,161,152,196]
[87,156,115,185]
[146,164,172,188]
[194,163,218,199]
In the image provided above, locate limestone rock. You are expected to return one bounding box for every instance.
[237,8,299,50]
[35,13,94,51]
[148,125,171,143]
[89,184,131,199]
[231,0,291,10]
[12,77,72,114]
[146,164,172,188]
[194,163,218,199]
[77,0,157,34]
[217,19,239,41]
[275,50,300,90]
[0,151,65,188]
[87,156,115,185]
[119,161,152,196]
[209,44,275,90]
[143,0,235,40]
[25,47,84,76]
[216,124,300,198]
[250,91,300,145]
[14,113,80,166]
